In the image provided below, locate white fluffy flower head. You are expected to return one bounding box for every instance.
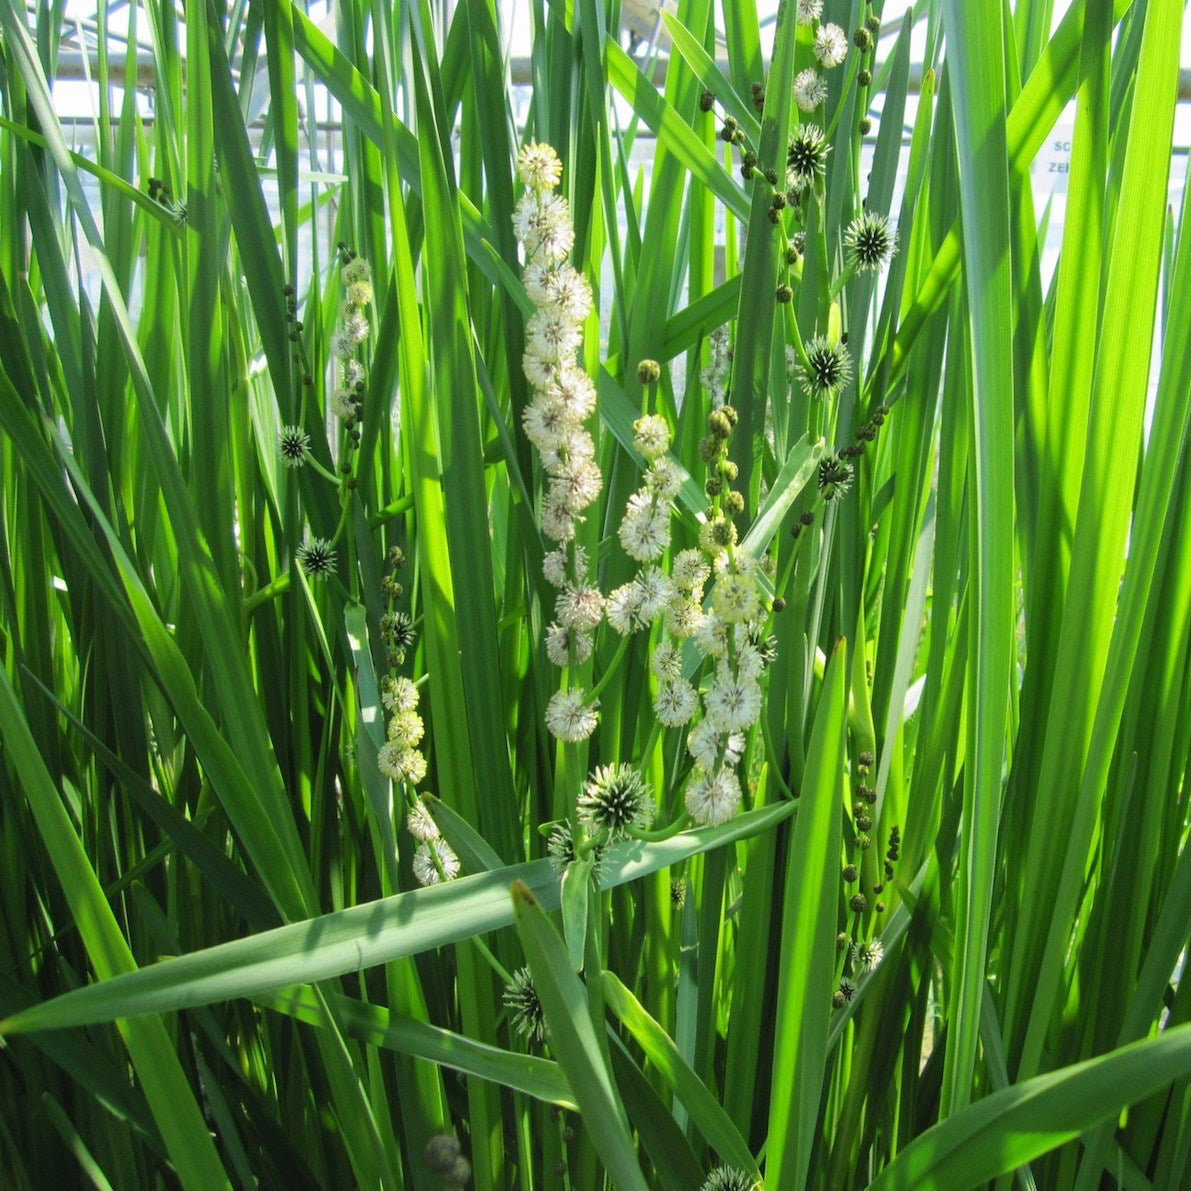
[413,838,460,886]
[655,679,698,727]
[545,689,599,741]
[793,68,827,112]
[513,191,575,262]
[619,492,670,562]
[813,23,848,68]
[685,768,742,827]
[632,414,672,460]
[517,142,563,191]
[704,673,763,733]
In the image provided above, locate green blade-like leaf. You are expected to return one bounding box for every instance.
[511,881,648,1191]
[0,667,229,1188]
[602,971,759,1179]
[937,0,1016,1117]
[868,1024,1191,1191]
[764,637,848,1186]
[0,803,793,1033]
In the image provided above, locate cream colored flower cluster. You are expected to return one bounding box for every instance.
[682,552,770,827]
[602,415,683,639]
[329,256,372,420]
[378,676,427,785]
[698,326,732,406]
[513,142,604,744]
[405,798,460,888]
[792,1,848,113]
[378,677,460,886]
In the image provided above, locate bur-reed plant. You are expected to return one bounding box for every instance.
[1,0,1191,1187]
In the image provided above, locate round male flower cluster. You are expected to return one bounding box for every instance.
[813,22,849,68]
[545,688,599,743]
[795,0,823,24]
[329,253,372,421]
[793,68,828,113]
[685,766,743,827]
[852,937,885,972]
[396,767,463,889]
[424,1134,471,1189]
[545,578,603,670]
[606,567,676,636]
[517,142,564,191]
[645,552,710,727]
[412,836,460,886]
[681,554,772,828]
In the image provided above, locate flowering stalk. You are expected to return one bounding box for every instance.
[283,248,376,588]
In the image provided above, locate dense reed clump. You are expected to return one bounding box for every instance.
[1,1,1189,1189]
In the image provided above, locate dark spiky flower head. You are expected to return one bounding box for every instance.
[853,937,885,972]
[701,1167,760,1191]
[503,966,547,1044]
[546,819,607,878]
[295,536,336,579]
[845,209,899,272]
[817,453,855,502]
[578,763,655,839]
[800,336,853,400]
[381,611,416,664]
[546,820,578,873]
[278,425,311,467]
[786,123,830,188]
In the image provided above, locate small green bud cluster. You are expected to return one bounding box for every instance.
[839,401,892,462]
[791,507,815,541]
[379,548,412,666]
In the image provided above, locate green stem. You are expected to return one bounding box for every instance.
[470,934,513,986]
[367,492,415,527]
[588,632,633,700]
[244,571,291,613]
[829,259,858,301]
[306,456,340,484]
[823,50,863,143]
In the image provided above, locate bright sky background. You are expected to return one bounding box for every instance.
[48,1,1186,416]
[46,1,1191,284]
